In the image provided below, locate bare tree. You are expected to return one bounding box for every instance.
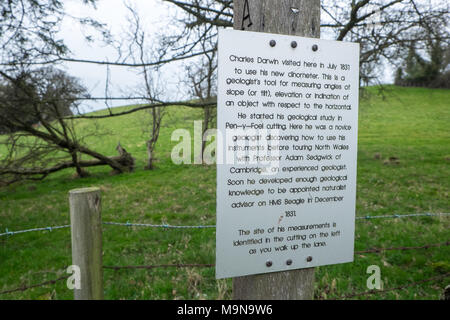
[0,67,135,185]
[120,3,166,170]
[183,26,218,161]
[321,0,449,83]
[0,1,135,185]
[158,0,449,85]
[2,0,448,185]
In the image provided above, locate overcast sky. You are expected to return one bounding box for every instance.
[59,0,400,113]
[59,0,175,112]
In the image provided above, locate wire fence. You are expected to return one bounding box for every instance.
[1,211,449,299]
[354,241,449,254]
[3,271,448,299]
[1,239,449,297]
[326,273,450,300]
[0,275,70,296]
[0,225,70,238]
[1,212,449,238]
[102,221,216,229]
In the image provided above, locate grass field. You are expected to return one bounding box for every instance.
[0,85,449,300]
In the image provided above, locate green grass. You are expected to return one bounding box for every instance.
[0,85,449,300]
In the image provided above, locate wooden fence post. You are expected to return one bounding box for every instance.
[69,187,104,300]
[232,0,320,300]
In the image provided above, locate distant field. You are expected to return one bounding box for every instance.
[0,85,449,299]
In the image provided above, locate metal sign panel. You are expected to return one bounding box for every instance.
[216,29,359,279]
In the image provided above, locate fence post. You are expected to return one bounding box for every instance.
[69,187,104,300]
[231,0,320,300]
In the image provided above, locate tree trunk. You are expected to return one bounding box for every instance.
[0,143,134,178]
[70,150,89,178]
[145,139,154,170]
[144,108,162,170]
[201,106,211,161]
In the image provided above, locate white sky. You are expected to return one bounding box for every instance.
[59,0,175,112]
[58,0,403,113]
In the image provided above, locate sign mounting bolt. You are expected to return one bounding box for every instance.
[266,261,273,267]
[290,7,300,14]
[291,41,297,48]
[312,44,318,51]
[286,259,293,266]
[306,256,313,262]
[269,40,276,47]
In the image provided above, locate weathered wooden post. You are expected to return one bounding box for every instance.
[231,0,320,300]
[69,187,104,300]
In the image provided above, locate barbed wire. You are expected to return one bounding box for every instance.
[103,263,215,271]
[102,221,216,229]
[355,212,447,220]
[0,225,70,237]
[326,272,450,300]
[3,268,448,299]
[1,212,449,238]
[0,240,447,297]
[0,275,69,296]
[100,241,450,271]
[354,241,449,254]
[105,241,450,271]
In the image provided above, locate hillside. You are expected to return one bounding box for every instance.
[0,86,449,299]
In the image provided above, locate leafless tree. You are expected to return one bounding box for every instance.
[2,0,448,185]
[159,0,449,85]
[321,0,449,83]
[0,67,135,185]
[183,25,217,161]
[0,0,134,185]
[119,3,168,170]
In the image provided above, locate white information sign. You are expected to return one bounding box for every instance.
[216,29,359,279]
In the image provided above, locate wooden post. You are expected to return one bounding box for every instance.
[69,187,104,300]
[232,0,320,300]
